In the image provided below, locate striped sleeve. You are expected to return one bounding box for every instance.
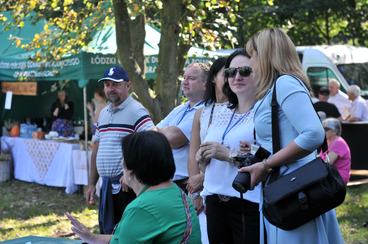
[134,115,154,132]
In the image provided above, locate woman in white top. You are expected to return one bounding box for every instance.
[187,57,227,244]
[196,49,260,244]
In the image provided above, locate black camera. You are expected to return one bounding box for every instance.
[232,144,271,193]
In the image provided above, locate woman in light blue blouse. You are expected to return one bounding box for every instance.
[239,28,344,244]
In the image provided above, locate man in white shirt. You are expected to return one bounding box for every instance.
[328,79,351,119]
[345,85,368,122]
[156,63,209,191]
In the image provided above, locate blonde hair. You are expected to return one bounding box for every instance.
[246,28,310,99]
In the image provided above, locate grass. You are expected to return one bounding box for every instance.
[336,184,368,244]
[0,180,367,243]
[0,180,98,242]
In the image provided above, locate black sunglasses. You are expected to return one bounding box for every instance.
[224,66,252,78]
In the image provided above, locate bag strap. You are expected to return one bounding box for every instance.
[180,190,192,244]
[270,74,328,181]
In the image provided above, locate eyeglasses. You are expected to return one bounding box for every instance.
[324,128,331,132]
[224,66,252,78]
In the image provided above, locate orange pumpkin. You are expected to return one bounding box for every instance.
[9,125,20,137]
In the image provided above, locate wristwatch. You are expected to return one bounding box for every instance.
[228,150,238,166]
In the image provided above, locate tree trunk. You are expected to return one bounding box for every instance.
[176,42,190,105]
[155,0,185,117]
[113,0,162,122]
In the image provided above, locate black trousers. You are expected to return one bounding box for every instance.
[174,178,188,194]
[206,194,260,244]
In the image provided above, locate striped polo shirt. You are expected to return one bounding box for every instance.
[95,95,154,177]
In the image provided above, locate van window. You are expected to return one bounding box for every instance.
[337,63,368,94]
[306,67,339,95]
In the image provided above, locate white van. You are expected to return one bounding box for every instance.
[296,45,368,97]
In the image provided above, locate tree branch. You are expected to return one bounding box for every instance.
[113,0,162,121]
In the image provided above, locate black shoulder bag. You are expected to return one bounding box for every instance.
[262,76,346,230]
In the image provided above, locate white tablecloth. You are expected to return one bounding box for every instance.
[1,136,91,194]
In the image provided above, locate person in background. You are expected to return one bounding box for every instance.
[321,118,351,184]
[50,90,74,137]
[328,79,351,119]
[156,62,209,192]
[87,88,107,134]
[196,49,260,244]
[67,131,201,243]
[313,87,341,120]
[187,57,228,244]
[240,28,343,244]
[345,84,368,122]
[85,66,154,234]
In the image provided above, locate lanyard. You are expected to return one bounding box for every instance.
[176,101,204,125]
[221,109,251,144]
[207,103,216,129]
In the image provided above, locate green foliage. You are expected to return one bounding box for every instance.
[1,0,367,119]
[0,0,110,61]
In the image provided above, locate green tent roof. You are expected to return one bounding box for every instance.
[0,12,221,83]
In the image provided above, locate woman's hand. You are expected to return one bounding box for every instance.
[238,161,269,188]
[187,174,204,194]
[65,212,96,243]
[192,196,204,215]
[199,142,230,162]
[239,141,251,154]
[195,148,210,167]
[53,107,59,117]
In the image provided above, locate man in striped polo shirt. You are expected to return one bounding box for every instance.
[85,66,154,234]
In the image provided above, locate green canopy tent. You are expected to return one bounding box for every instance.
[0,13,222,128]
[0,14,163,135]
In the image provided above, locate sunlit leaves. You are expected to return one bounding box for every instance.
[18,21,25,28]
[63,0,74,7]
[1,0,109,62]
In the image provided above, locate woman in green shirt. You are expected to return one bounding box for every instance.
[67,131,201,244]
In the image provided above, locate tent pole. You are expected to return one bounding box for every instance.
[83,86,89,181]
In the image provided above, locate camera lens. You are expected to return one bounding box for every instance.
[232,172,251,193]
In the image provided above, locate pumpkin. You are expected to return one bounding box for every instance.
[9,125,20,137]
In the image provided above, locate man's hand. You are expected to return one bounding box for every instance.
[119,175,131,192]
[85,185,96,205]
